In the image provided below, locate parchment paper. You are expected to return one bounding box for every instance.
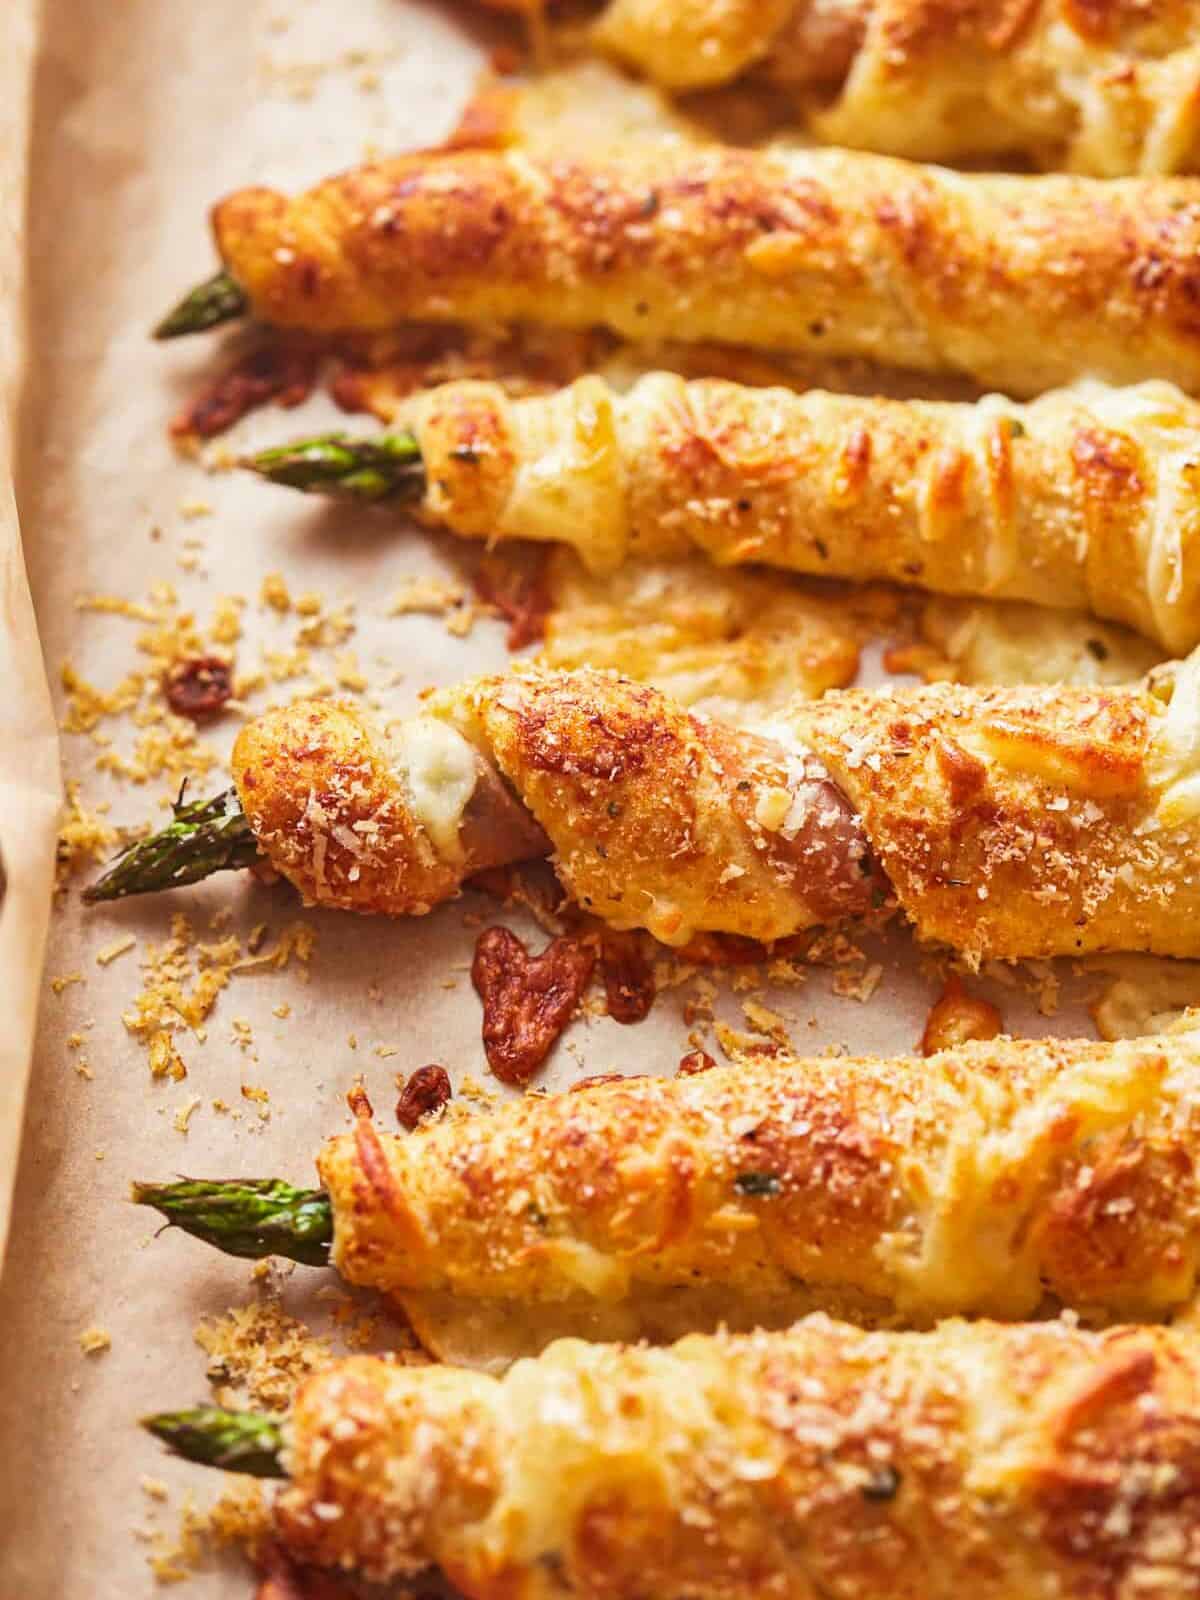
[0,3,1173,1597]
[0,0,63,1262]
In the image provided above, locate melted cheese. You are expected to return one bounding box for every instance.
[505,376,627,571]
[540,553,872,724]
[388,716,480,862]
[919,597,1160,689]
[880,1045,1174,1317]
[1148,643,1200,823]
[1089,960,1200,1041]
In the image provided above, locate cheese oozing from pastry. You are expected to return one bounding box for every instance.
[388,717,482,863]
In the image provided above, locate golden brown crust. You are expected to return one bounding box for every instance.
[318,1029,1200,1322]
[439,668,879,945]
[232,662,1200,957]
[782,668,1200,960]
[809,0,1200,173]
[277,1320,1200,1594]
[595,0,1200,175]
[592,0,809,89]
[408,375,1200,650]
[231,700,465,916]
[213,146,1200,396]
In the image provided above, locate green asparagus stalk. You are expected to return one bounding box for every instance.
[154,270,249,340]
[83,787,260,904]
[246,431,426,502]
[142,1406,286,1477]
[133,1179,333,1268]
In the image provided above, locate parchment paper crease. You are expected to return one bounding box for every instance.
[0,0,64,1263]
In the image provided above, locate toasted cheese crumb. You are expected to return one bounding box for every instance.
[260,572,291,612]
[123,916,240,1076]
[96,934,137,967]
[78,1326,111,1355]
[195,1299,332,1411]
[144,1482,268,1584]
[55,782,118,886]
[389,575,466,616]
[334,650,368,691]
[174,1096,202,1134]
[833,962,885,1004]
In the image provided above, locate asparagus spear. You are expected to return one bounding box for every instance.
[143,1406,286,1477]
[246,431,426,503]
[154,270,249,340]
[133,1179,333,1268]
[83,787,260,904]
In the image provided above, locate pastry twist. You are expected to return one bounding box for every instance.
[321,1028,1200,1322]
[211,144,1200,395]
[406,374,1200,651]
[276,1319,1200,1593]
[593,0,1200,176]
[232,659,1200,959]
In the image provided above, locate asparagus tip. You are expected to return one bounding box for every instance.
[83,786,259,904]
[142,1406,286,1478]
[244,431,425,503]
[154,270,248,340]
[132,1177,333,1268]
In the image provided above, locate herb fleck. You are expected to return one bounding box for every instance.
[734,1171,782,1197]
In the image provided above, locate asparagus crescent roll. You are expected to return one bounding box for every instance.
[87,654,1200,959]
[251,376,1200,652]
[146,1318,1200,1595]
[136,1027,1200,1324]
[592,0,1200,178]
[156,146,1200,398]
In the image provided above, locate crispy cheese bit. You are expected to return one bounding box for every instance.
[222,1321,1200,1591]
[594,0,1200,177]
[205,145,1200,395]
[141,1028,1200,1325]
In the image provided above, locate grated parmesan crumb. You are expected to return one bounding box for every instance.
[174,1096,202,1134]
[96,934,137,967]
[832,962,885,1004]
[260,572,291,613]
[388,575,466,616]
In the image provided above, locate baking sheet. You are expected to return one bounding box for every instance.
[0,3,1190,1596]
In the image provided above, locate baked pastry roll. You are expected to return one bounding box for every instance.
[593,0,1200,176]
[254,375,1200,651]
[164,146,1200,396]
[150,1318,1200,1595]
[91,657,1200,960]
[139,1027,1200,1325]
